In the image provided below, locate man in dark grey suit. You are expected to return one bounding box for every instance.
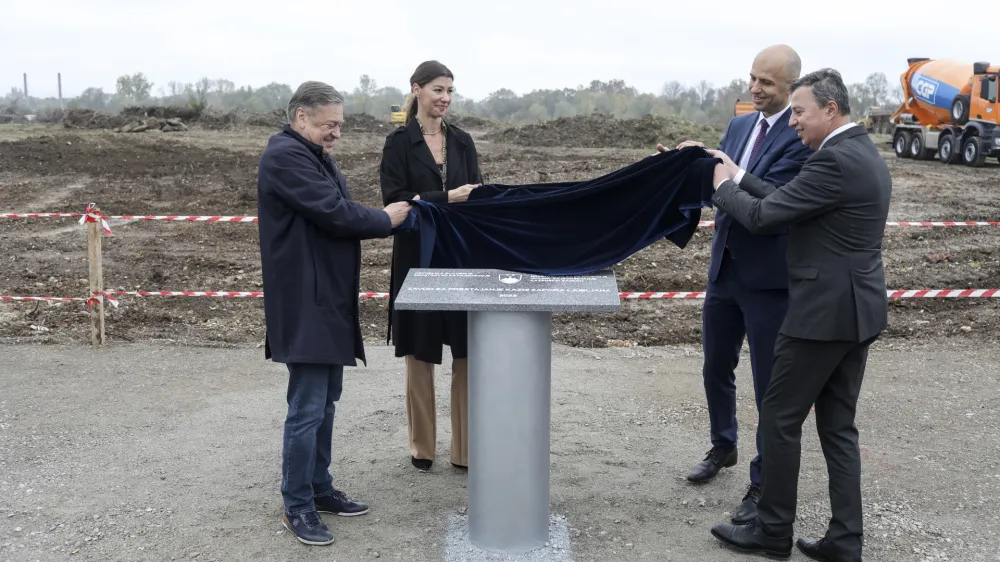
[703,68,891,562]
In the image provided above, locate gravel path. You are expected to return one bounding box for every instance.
[1,340,998,561]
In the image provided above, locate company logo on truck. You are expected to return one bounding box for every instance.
[912,75,939,104]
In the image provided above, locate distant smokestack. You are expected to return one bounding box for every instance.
[23,73,29,108]
[58,73,63,108]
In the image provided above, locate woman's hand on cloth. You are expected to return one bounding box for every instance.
[447,184,481,203]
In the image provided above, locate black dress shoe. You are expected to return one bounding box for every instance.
[411,456,432,471]
[731,483,761,523]
[710,519,792,559]
[796,536,860,562]
[687,446,737,482]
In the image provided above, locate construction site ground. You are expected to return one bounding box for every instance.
[1,122,997,348]
[1,118,999,561]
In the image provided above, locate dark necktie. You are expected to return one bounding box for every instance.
[746,118,770,165]
[724,118,770,257]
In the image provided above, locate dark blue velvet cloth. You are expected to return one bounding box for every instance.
[392,146,720,275]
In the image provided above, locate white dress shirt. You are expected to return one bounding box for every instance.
[818,122,856,149]
[729,105,789,186]
[737,105,791,170]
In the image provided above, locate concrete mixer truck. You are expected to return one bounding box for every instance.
[889,58,999,167]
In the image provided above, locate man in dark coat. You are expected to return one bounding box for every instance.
[707,68,891,561]
[257,80,412,546]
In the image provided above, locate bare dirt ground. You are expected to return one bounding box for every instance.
[0,121,998,348]
[2,341,999,562]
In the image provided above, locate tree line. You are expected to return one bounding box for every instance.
[2,71,903,130]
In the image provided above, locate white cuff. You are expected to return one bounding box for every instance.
[734,169,745,185]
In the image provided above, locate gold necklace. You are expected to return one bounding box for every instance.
[416,117,447,190]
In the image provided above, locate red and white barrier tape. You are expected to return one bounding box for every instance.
[103,291,391,298]
[4,290,999,306]
[621,289,1000,299]
[1,212,83,218]
[3,212,998,228]
[621,292,705,299]
[1,295,87,303]
[885,289,1000,298]
[695,221,1000,227]
[1,211,256,223]
[77,203,113,236]
[110,290,263,297]
[885,221,1000,227]
[1,292,118,307]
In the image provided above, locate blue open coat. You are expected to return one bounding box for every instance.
[258,125,393,366]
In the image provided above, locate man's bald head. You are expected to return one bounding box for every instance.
[756,44,801,80]
[748,44,802,116]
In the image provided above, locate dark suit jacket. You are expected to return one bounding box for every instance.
[257,125,393,366]
[710,107,813,290]
[379,119,483,362]
[711,125,892,343]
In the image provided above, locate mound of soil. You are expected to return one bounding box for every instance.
[344,113,391,133]
[244,109,286,128]
[55,106,395,134]
[1,106,28,125]
[120,106,203,121]
[60,109,129,130]
[60,109,188,133]
[448,113,498,131]
[486,113,722,149]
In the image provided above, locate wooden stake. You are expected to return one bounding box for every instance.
[87,208,105,345]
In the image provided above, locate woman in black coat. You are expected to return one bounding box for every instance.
[379,60,482,472]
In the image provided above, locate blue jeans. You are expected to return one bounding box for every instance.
[281,363,344,515]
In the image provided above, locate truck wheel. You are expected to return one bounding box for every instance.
[938,134,962,164]
[894,130,912,158]
[951,96,970,125]
[909,134,934,160]
[962,136,987,167]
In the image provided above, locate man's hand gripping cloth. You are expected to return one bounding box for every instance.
[393,146,721,275]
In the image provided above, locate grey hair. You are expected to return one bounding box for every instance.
[286,81,344,122]
[789,68,851,116]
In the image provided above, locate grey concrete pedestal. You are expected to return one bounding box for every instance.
[394,269,620,554]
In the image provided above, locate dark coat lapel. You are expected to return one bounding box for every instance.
[445,126,469,188]
[734,114,757,160]
[406,119,444,176]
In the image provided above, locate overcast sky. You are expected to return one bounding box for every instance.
[2,0,996,101]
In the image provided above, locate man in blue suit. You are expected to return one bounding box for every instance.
[662,44,813,524]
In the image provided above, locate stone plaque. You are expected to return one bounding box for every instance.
[393,268,621,312]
